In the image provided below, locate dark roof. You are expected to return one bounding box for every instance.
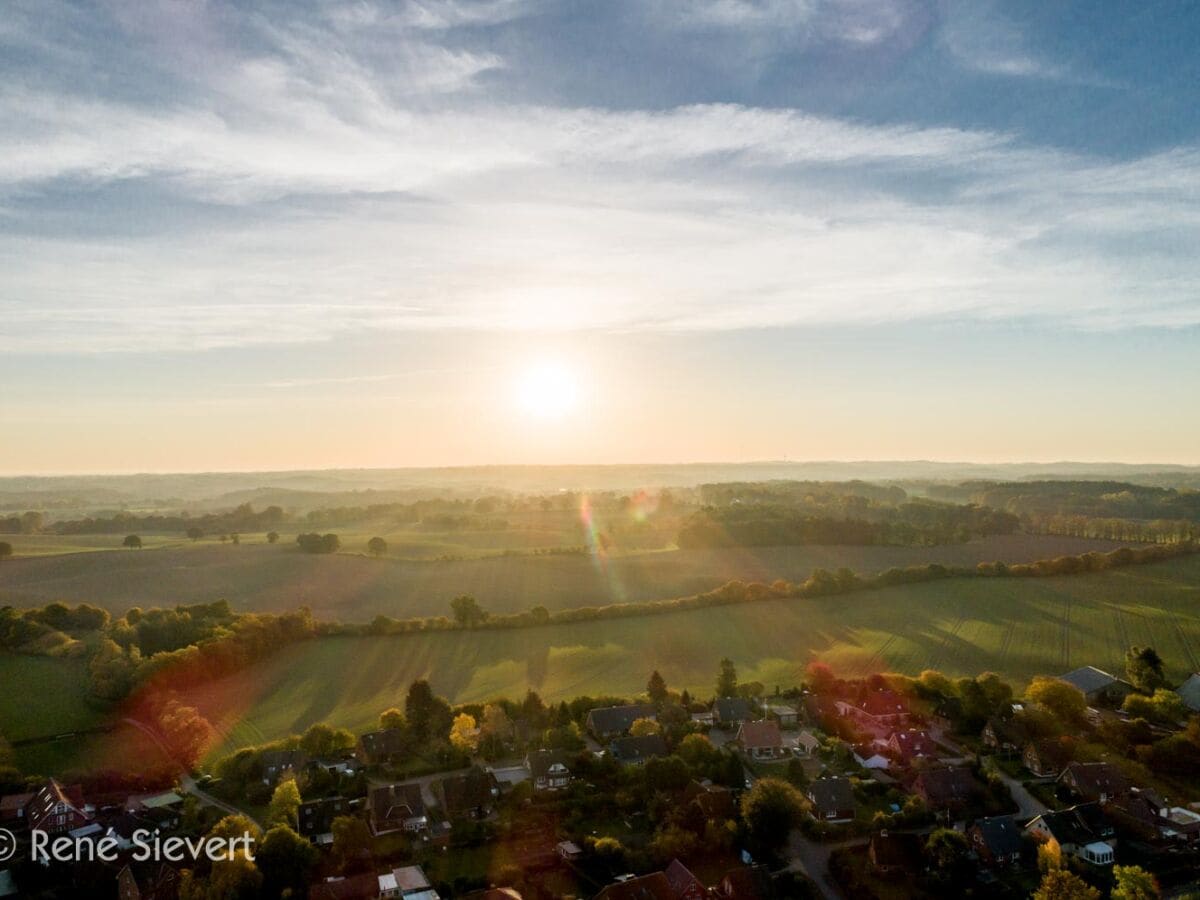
[808,777,855,814]
[594,872,677,900]
[1027,803,1113,846]
[869,831,922,868]
[586,704,656,734]
[308,873,379,900]
[609,734,668,764]
[358,728,406,758]
[715,698,754,723]
[972,816,1023,857]
[860,690,907,717]
[914,767,980,807]
[525,749,571,779]
[1058,666,1124,695]
[688,781,736,819]
[1058,762,1129,800]
[368,782,425,821]
[984,716,1029,745]
[434,766,499,817]
[260,748,306,770]
[663,859,705,896]
[1026,739,1072,770]
[718,865,774,900]
[736,720,782,749]
[299,796,352,838]
[889,730,937,758]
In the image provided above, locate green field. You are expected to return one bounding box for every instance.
[158,553,1200,757]
[0,533,1124,621]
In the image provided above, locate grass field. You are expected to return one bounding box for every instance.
[149,552,1200,758]
[0,534,1125,621]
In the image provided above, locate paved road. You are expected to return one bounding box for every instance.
[983,760,1047,820]
[785,831,864,900]
[122,718,262,829]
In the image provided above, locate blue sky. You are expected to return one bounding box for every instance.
[1,1,1199,472]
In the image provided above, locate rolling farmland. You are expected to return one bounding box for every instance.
[0,533,1126,620]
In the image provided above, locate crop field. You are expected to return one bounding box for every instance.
[0,533,1126,621]
[152,552,1200,758]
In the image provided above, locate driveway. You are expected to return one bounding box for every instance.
[983,759,1047,820]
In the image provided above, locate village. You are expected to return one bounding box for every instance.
[4,652,1200,900]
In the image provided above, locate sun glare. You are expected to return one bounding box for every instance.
[514,361,579,418]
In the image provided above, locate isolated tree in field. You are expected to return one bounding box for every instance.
[186,527,203,541]
[256,824,318,899]
[123,534,142,549]
[368,536,387,556]
[449,713,478,753]
[1027,676,1087,726]
[647,670,668,705]
[716,657,738,698]
[1032,869,1100,900]
[379,707,405,730]
[1126,646,1166,693]
[451,594,488,626]
[266,531,279,544]
[1111,865,1160,900]
[740,777,807,852]
[630,717,661,737]
[266,779,301,829]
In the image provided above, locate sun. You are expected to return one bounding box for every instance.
[513,361,579,418]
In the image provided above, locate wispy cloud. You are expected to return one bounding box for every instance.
[0,0,1195,354]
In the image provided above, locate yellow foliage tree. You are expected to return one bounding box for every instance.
[449,713,478,753]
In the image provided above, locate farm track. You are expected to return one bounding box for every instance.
[996,619,1016,663]
[931,613,966,671]
[1113,607,1132,658]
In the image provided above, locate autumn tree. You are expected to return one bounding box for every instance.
[630,717,662,737]
[1027,677,1087,726]
[449,713,479,753]
[331,815,372,869]
[1032,869,1100,900]
[299,722,356,757]
[266,779,301,829]
[256,825,318,899]
[379,707,405,730]
[740,777,807,853]
[450,594,488,626]
[367,536,387,557]
[1126,646,1166,693]
[1111,865,1160,900]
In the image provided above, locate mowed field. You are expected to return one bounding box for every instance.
[152,553,1200,758]
[0,534,1126,621]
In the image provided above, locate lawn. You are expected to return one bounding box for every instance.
[0,533,1128,622]
[0,653,106,741]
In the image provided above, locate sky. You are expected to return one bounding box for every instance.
[2,0,1199,473]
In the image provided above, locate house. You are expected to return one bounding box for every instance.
[1023,740,1072,778]
[379,865,440,899]
[852,746,890,770]
[260,749,307,786]
[593,872,677,900]
[0,792,34,829]
[357,728,407,765]
[368,782,428,835]
[1057,667,1133,706]
[869,831,922,874]
[807,777,856,823]
[609,734,669,766]
[714,697,755,727]
[664,859,708,900]
[763,703,799,728]
[117,862,180,900]
[714,865,775,899]
[524,749,572,792]
[310,756,359,778]
[1057,762,1130,803]
[1176,673,1200,712]
[586,704,656,739]
[432,766,500,820]
[911,766,981,814]
[968,816,1024,867]
[300,797,354,844]
[309,873,382,900]
[690,709,716,728]
[982,716,1029,753]
[686,780,736,820]
[1108,787,1200,845]
[735,720,786,760]
[556,840,582,861]
[1025,803,1116,866]
[794,729,822,757]
[885,729,937,764]
[835,690,909,730]
[24,780,90,835]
